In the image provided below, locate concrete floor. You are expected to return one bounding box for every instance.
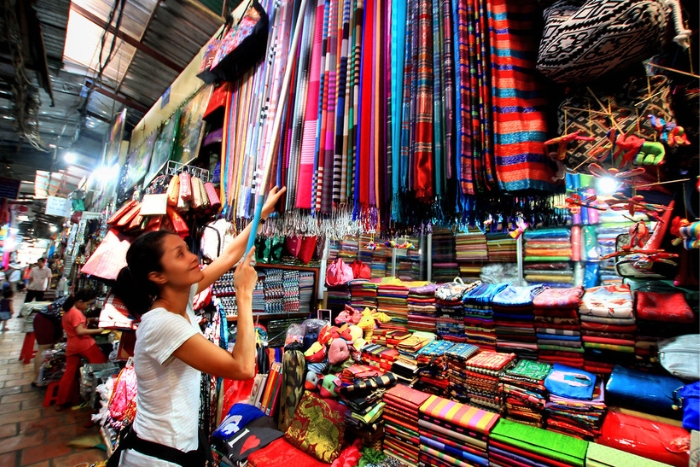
[0,293,107,467]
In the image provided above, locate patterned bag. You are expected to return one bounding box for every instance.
[538,0,667,84]
[557,75,673,170]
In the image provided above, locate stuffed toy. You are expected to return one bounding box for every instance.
[336,305,362,325]
[305,371,320,390]
[319,375,340,398]
[346,325,363,344]
[339,324,353,342]
[331,439,363,467]
[319,325,341,346]
[328,338,351,365]
[304,342,326,363]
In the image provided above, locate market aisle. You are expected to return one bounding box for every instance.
[0,293,107,467]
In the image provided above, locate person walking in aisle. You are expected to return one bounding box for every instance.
[0,288,14,331]
[25,258,52,302]
[108,186,285,467]
[55,289,107,409]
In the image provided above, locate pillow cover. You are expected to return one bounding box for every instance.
[284,391,346,463]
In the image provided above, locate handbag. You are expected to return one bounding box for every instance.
[167,175,180,206]
[285,236,302,258]
[198,0,270,84]
[658,334,700,380]
[107,200,138,225]
[538,0,668,84]
[204,182,221,212]
[350,259,370,280]
[606,365,684,419]
[298,236,317,264]
[325,258,353,287]
[139,194,168,216]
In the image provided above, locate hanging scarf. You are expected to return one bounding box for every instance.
[296,0,325,209]
[399,0,415,197]
[476,0,495,189]
[332,0,352,206]
[431,0,444,199]
[390,0,407,220]
[487,0,553,192]
[356,0,374,209]
[440,0,454,181]
[453,0,472,197]
[413,0,434,200]
[321,0,340,214]
[347,0,363,203]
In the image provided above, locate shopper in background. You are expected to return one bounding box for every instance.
[0,288,13,331]
[108,186,284,467]
[55,289,107,409]
[31,296,68,388]
[8,265,21,291]
[25,258,52,302]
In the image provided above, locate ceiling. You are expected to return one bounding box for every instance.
[0,0,224,194]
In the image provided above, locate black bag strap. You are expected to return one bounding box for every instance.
[107,425,206,467]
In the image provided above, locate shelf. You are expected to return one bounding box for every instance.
[255,263,320,272]
[226,311,311,322]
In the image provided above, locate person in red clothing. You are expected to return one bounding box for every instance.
[55,289,107,409]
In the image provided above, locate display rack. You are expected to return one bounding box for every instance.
[165,160,210,182]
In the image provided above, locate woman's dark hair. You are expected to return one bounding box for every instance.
[63,289,98,311]
[2,288,13,299]
[113,231,176,318]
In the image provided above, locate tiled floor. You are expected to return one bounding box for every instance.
[0,294,107,467]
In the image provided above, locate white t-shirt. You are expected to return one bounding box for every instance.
[28,266,52,291]
[120,284,202,467]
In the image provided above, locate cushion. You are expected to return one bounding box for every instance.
[284,391,346,463]
[598,410,690,467]
[247,438,328,467]
[606,365,684,419]
[635,292,695,323]
[304,342,326,363]
[328,338,350,365]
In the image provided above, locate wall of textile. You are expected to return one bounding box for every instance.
[219,0,554,235]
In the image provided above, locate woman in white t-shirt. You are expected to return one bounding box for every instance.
[110,187,285,467]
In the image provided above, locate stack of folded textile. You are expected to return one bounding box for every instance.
[544,363,605,439]
[489,419,588,467]
[418,395,500,467]
[464,351,517,412]
[370,328,411,348]
[415,340,455,395]
[486,232,517,262]
[463,283,508,351]
[339,236,359,260]
[579,285,636,374]
[337,372,397,443]
[533,287,585,368]
[445,343,481,403]
[340,363,383,385]
[432,232,459,283]
[371,248,388,278]
[436,281,479,342]
[326,285,351,314]
[595,220,638,286]
[361,344,399,372]
[392,336,427,386]
[456,232,488,262]
[407,284,438,333]
[500,359,552,427]
[492,285,545,360]
[299,271,314,313]
[377,280,410,328]
[523,229,573,287]
[349,279,378,309]
[382,385,432,466]
[586,441,675,467]
[634,290,697,372]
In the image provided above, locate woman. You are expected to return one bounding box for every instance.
[110,186,285,467]
[31,296,68,387]
[55,289,107,409]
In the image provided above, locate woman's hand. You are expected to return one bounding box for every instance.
[233,248,258,297]
[261,186,287,219]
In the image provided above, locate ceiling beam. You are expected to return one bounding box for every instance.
[70,4,185,75]
[86,81,149,114]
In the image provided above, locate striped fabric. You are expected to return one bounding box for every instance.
[487,0,553,191]
[413,0,434,200]
[419,395,501,434]
[332,0,351,206]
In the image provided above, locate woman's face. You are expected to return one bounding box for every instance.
[154,234,204,288]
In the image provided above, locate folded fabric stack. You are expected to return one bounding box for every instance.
[361,344,399,372]
[370,329,411,348]
[377,281,410,328]
[445,343,481,403]
[523,229,572,286]
[486,232,517,262]
[544,364,605,439]
[500,359,552,427]
[464,350,516,412]
[339,236,359,260]
[533,287,585,368]
[392,336,426,386]
[407,284,438,333]
[596,221,636,286]
[463,283,508,351]
[299,271,314,313]
[371,248,388,278]
[606,364,684,420]
[396,247,419,281]
[524,262,575,288]
[492,285,545,360]
[252,272,266,312]
[349,279,378,309]
[585,441,674,467]
[340,363,383,385]
[383,384,432,466]
[489,419,588,467]
[634,291,697,372]
[415,340,455,396]
[432,232,459,283]
[456,232,488,262]
[337,372,397,443]
[326,285,351,313]
[436,281,480,342]
[579,285,636,374]
[418,395,500,467]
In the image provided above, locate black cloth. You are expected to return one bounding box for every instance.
[24,290,44,303]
